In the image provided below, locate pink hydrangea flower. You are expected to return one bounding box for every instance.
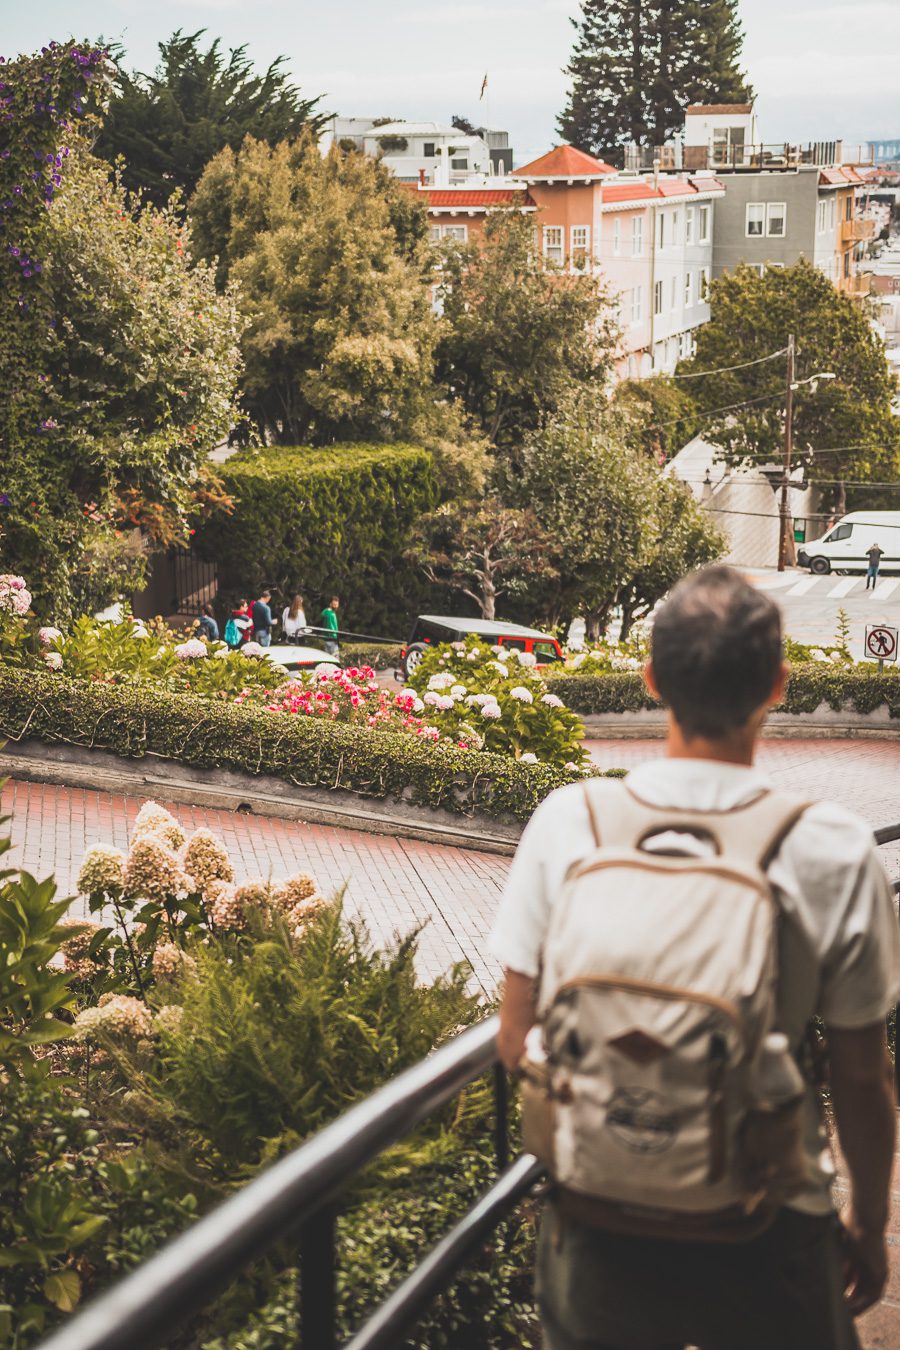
[38,625,61,644]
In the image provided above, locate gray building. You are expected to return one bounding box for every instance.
[711,165,867,294]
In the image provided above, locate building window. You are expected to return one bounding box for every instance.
[685,206,695,245]
[543,224,564,264]
[429,224,441,243]
[699,265,710,298]
[817,200,827,234]
[766,202,786,236]
[612,218,621,255]
[844,250,851,278]
[846,196,853,221]
[699,205,711,243]
[654,279,664,315]
[670,275,678,310]
[828,197,836,229]
[657,211,665,249]
[631,285,643,324]
[632,216,643,256]
[627,354,637,379]
[451,158,468,170]
[685,271,694,306]
[678,331,693,360]
[671,210,679,244]
[746,203,765,237]
[571,224,590,270]
[441,224,468,242]
[423,142,436,157]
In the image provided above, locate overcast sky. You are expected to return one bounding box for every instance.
[3,1,898,164]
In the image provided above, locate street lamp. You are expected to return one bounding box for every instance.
[777,336,837,572]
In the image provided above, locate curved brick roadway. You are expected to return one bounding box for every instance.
[2,736,899,1345]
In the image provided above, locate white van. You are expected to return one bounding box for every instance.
[797,512,900,575]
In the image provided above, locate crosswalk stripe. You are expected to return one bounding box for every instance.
[828,577,859,599]
[872,578,900,600]
[750,574,796,591]
[785,577,820,597]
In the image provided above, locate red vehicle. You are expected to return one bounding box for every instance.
[399,614,564,681]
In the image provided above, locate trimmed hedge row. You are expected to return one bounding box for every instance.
[0,670,578,824]
[339,643,404,672]
[193,444,437,635]
[546,667,900,718]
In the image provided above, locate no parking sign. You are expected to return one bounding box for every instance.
[864,625,899,663]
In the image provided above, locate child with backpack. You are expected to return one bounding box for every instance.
[493,565,900,1350]
[223,600,252,650]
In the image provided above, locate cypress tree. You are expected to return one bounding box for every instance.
[559,0,753,163]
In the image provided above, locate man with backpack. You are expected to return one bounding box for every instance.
[493,565,899,1350]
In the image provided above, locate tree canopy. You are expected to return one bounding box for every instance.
[95,30,326,206]
[434,211,618,450]
[559,0,752,163]
[681,260,900,512]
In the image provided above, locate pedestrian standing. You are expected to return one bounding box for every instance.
[866,543,884,591]
[320,594,340,657]
[282,594,307,642]
[197,603,219,642]
[251,589,276,647]
[224,600,252,649]
[494,565,899,1350]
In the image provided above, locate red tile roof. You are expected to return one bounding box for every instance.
[402,185,537,209]
[515,144,617,178]
[819,166,864,187]
[686,104,753,115]
[601,175,725,204]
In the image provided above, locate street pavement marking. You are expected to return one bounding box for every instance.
[828,577,859,599]
[785,576,820,597]
[750,574,796,591]
[872,579,900,600]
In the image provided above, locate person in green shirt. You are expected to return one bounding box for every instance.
[320,595,340,656]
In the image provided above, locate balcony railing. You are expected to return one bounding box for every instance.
[37,823,900,1350]
[845,274,874,296]
[623,141,873,174]
[842,217,876,243]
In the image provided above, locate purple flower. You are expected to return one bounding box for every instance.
[8,246,19,256]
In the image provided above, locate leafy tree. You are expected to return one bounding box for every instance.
[95,30,325,207]
[434,211,618,450]
[500,393,654,636]
[0,44,242,618]
[681,260,900,513]
[451,114,478,135]
[190,134,446,449]
[616,477,727,638]
[559,0,752,162]
[406,498,554,620]
[612,375,701,463]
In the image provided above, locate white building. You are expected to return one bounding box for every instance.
[684,104,760,170]
[667,436,818,568]
[360,121,492,184]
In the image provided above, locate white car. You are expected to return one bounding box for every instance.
[262,644,340,674]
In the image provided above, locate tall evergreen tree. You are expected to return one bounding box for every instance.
[559,0,752,163]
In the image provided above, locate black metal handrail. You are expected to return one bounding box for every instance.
[39,822,900,1350]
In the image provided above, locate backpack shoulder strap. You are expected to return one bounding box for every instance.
[585,778,812,871]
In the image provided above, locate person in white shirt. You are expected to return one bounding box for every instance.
[282,594,307,641]
[493,565,900,1350]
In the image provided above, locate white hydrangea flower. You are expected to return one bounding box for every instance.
[518,651,538,668]
[38,625,61,645]
[427,672,456,690]
[423,690,442,706]
[466,693,492,707]
[242,641,264,657]
[450,684,467,698]
[572,653,587,669]
[466,650,480,662]
[435,694,455,711]
[175,638,207,660]
[489,661,509,676]
[520,752,539,764]
[481,702,502,719]
[43,650,63,670]
[510,686,534,704]
[541,693,564,708]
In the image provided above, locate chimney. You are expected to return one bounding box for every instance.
[419,167,426,187]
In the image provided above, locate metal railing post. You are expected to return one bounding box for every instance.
[493,1062,509,1173]
[300,1205,336,1350]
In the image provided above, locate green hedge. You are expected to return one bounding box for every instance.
[194,444,437,637]
[546,667,900,718]
[0,670,578,825]
[340,643,404,672]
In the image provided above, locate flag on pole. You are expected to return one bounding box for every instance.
[480,72,488,100]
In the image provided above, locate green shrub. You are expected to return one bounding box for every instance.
[0,669,578,824]
[546,667,900,718]
[340,643,404,672]
[193,445,438,635]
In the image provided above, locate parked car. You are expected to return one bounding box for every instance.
[398,615,563,681]
[797,511,900,575]
[262,644,339,674]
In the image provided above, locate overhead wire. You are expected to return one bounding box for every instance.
[666,347,789,379]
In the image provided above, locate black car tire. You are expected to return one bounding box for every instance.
[810,557,830,575]
[402,643,428,681]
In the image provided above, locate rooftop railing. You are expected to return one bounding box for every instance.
[38,823,900,1350]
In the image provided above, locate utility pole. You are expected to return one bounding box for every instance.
[777,334,795,573]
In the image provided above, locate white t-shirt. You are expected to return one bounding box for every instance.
[490,757,900,1214]
[282,606,307,639]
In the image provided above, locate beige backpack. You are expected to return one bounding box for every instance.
[521,778,814,1241]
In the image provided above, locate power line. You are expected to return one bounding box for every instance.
[648,388,787,429]
[667,347,789,380]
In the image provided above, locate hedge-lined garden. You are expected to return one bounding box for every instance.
[0,669,578,824]
[193,444,438,634]
[546,667,900,718]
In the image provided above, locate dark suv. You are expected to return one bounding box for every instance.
[399,615,563,680]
